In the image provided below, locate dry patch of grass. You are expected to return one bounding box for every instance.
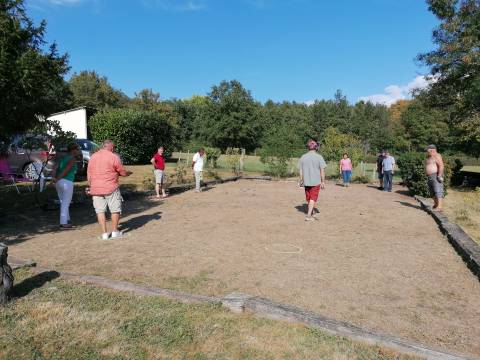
[0,269,417,360]
[444,187,480,244]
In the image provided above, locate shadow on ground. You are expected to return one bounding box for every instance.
[121,212,162,233]
[396,201,421,209]
[395,189,412,196]
[0,184,162,246]
[13,271,60,298]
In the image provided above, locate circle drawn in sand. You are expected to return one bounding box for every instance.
[265,243,303,254]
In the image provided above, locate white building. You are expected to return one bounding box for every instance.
[47,107,89,139]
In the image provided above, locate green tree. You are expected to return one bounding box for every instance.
[418,0,480,155]
[259,120,305,177]
[69,70,129,110]
[0,0,72,143]
[130,88,160,111]
[351,101,391,153]
[196,80,262,151]
[321,127,364,165]
[400,98,452,151]
[310,90,352,138]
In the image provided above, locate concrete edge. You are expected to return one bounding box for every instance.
[12,265,476,360]
[415,196,480,280]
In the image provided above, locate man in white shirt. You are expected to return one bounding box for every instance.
[192,148,205,192]
[382,151,396,192]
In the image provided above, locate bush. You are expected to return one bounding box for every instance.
[397,152,452,196]
[203,147,221,168]
[450,158,464,186]
[225,147,241,175]
[89,109,174,164]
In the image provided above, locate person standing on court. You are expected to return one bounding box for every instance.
[425,144,445,211]
[376,150,386,190]
[382,150,396,192]
[298,139,327,221]
[151,146,168,199]
[192,148,205,193]
[339,153,353,187]
[87,140,132,240]
[52,143,80,229]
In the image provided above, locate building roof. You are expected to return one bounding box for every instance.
[47,106,87,117]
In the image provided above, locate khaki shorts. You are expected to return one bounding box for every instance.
[154,169,165,184]
[93,188,123,214]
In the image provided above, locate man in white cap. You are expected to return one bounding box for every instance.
[425,144,445,211]
[298,139,327,221]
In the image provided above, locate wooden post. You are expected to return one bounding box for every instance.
[186,150,190,166]
[0,243,14,305]
[240,148,245,173]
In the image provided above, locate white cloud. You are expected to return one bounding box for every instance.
[304,100,315,106]
[358,75,434,107]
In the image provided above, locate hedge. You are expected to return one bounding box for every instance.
[89,109,175,165]
[397,152,454,196]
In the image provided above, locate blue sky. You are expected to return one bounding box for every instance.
[26,0,439,105]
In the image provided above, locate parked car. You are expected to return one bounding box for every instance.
[5,135,84,180]
[75,139,99,175]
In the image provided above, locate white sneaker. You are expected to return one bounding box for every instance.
[111,231,123,238]
[101,233,110,240]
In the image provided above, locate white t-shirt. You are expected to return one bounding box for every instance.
[192,152,204,172]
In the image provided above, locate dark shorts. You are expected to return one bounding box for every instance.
[305,185,320,202]
[378,171,383,179]
[427,173,444,198]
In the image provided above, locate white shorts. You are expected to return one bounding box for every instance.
[92,188,123,214]
[154,169,165,184]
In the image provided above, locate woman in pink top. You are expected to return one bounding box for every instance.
[339,153,353,187]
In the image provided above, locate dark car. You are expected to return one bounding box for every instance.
[5,135,84,180]
[75,139,100,175]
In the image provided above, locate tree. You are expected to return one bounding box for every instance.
[0,0,72,143]
[350,101,391,153]
[418,0,480,154]
[130,88,160,110]
[310,90,353,139]
[195,80,263,151]
[173,95,210,148]
[69,70,129,110]
[321,127,364,165]
[400,98,452,151]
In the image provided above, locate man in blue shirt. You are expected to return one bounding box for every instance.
[382,151,395,192]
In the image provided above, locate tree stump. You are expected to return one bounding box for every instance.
[0,243,14,305]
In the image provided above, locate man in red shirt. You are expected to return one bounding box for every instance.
[87,140,132,240]
[150,146,167,199]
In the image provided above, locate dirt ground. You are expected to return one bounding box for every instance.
[3,180,480,358]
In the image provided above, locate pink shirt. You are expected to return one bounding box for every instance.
[87,149,126,195]
[340,158,352,171]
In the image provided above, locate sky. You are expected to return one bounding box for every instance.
[26,0,440,105]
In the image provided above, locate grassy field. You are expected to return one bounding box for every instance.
[444,187,480,244]
[0,269,416,360]
[461,165,480,173]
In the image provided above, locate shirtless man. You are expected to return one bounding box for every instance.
[425,144,445,211]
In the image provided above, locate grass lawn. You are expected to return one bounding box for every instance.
[461,165,480,173]
[0,269,416,360]
[444,187,480,244]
